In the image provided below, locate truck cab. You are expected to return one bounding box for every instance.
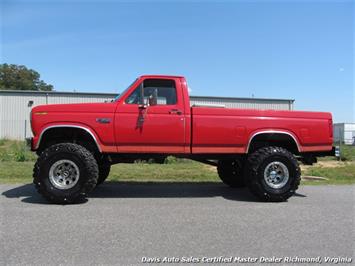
[114,75,191,153]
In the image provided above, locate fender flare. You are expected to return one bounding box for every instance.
[246,130,301,153]
[35,124,102,152]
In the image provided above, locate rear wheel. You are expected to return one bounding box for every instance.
[217,159,246,188]
[33,143,98,204]
[245,146,300,202]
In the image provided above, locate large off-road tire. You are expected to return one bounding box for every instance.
[33,143,99,204]
[97,164,111,185]
[217,159,246,188]
[245,146,301,202]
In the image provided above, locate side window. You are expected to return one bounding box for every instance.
[125,79,177,105]
[125,84,143,104]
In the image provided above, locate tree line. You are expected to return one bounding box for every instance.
[0,64,54,91]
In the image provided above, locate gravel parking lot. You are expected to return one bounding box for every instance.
[1,183,354,265]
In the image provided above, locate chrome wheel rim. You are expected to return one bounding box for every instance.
[49,159,80,190]
[263,161,289,189]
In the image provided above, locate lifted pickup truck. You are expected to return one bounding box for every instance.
[29,75,334,203]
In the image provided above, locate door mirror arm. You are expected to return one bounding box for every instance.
[138,104,148,109]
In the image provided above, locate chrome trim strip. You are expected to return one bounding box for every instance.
[35,125,102,152]
[246,130,301,153]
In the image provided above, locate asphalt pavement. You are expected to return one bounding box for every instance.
[0,183,354,265]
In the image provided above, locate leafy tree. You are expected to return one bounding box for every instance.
[0,64,53,91]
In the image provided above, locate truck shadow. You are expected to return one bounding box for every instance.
[2,182,306,204]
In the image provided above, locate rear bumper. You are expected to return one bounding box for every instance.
[324,146,336,157]
[301,146,336,157]
[311,146,336,157]
[300,146,336,165]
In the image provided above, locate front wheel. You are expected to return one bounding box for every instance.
[96,164,111,185]
[245,146,301,202]
[33,143,99,204]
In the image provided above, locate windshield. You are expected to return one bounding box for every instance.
[114,79,138,102]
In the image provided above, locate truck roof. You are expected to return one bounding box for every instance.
[139,74,185,79]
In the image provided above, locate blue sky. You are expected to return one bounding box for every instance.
[1,0,354,122]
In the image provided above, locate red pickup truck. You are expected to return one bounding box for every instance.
[29,75,334,203]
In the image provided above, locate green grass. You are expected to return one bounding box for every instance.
[0,161,219,184]
[0,139,354,185]
[0,161,34,183]
[302,163,355,185]
[108,161,219,182]
[0,140,37,162]
[0,139,6,146]
[338,145,355,161]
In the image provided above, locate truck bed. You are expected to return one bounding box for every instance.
[191,107,333,154]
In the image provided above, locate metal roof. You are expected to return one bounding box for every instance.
[0,90,117,97]
[0,90,294,102]
[190,95,294,102]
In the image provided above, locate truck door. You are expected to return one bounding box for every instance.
[115,78,186,153]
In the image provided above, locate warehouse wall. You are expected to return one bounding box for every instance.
[0,91,113,139]
[333,123,355,145]
[0,93,46,139]
[0,90,294,140]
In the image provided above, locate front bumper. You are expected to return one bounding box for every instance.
[25,137,34,151]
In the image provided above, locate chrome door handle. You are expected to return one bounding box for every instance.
[169,109,182,115]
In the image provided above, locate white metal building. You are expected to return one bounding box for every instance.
[333,123,355,145]
[0,90,294,140]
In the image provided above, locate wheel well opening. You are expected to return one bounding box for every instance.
[38,127,100,155]
[248,133,299,154]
